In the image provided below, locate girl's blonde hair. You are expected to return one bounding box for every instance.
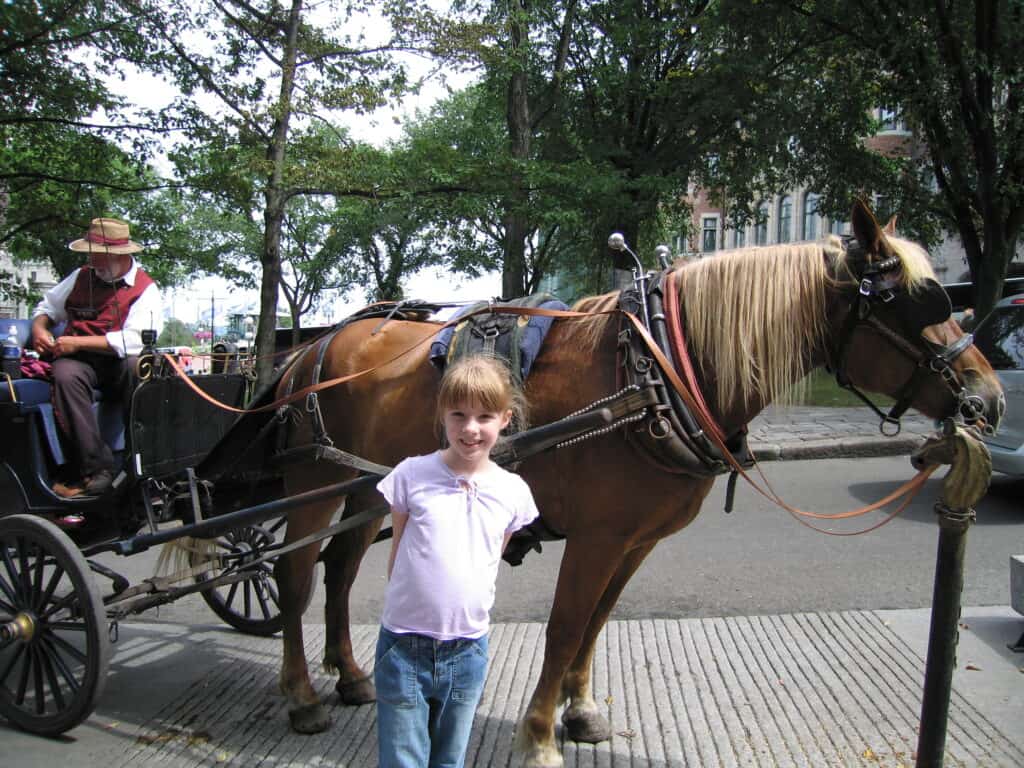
[436,355,528,428]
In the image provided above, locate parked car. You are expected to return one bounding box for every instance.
[972,294,1024,476]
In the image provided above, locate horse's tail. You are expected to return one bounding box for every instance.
[154,537,219,577]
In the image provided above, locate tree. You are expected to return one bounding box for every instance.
[134,0,411,387]
[278,196,354,344]
[0,1,179,275]
[754,0,1023,317]
[157,317,195,347]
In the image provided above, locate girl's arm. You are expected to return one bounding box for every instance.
[387,508,409,580]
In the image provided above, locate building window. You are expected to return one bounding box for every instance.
[777,195,792,243]
[830,218,848,235]
[755,203,769,245]
[701,216,719,252]
[734,227,746,248]
[802,193,820,240]
[879,107,907,133]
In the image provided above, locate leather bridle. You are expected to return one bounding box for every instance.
[828,252,989,436]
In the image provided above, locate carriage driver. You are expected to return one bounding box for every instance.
[31,217,163,507]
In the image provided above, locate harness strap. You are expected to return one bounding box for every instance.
[306,331,337,447]
[662,270,726,445]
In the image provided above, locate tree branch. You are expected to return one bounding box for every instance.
[0,171,184,193]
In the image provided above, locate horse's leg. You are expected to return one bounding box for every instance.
[516,536,629,768]
[276,496,341,734]
[321,489,383,705]
[560,542,656,744]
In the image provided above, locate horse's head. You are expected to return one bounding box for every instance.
[827,200,1004,434]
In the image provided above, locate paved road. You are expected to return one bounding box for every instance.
[96,455,1024,627]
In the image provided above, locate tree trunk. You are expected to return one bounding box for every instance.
[502,0,530,299]
[254,0,303,391]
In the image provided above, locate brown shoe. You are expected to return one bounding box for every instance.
[82,469,113,496]
[53,479,85,498]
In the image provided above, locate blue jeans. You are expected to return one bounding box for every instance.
[375,627,489,768]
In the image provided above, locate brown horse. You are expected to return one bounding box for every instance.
[271,202,1003,767]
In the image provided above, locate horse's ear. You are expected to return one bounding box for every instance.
[851,199,887,258]
[884,215,898,235]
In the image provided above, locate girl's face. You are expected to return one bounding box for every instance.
[441,400,511,473]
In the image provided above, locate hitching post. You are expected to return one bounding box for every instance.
[911,422,991,768]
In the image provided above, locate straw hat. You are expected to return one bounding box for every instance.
[68,217,144,254]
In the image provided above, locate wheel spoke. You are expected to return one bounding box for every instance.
[46,630,87,665]
[41,590,78,622]
[16,537,33,603]
[251,576,272,620]
[221,580,240,612]
[2,545,23,604]
[15,638,32,705]
[31,547,45,611]
[0,641,26,686]
[38,562,67,615]
[0,593,15,615]
[40,633,80,696]
[38,639,67,712]
[260,573,281,609]
[32,644,46,715]
[48,619,89,633]
[243,579,252,618]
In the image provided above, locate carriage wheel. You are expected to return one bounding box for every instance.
[0,514,110,736]
[192,515,291,637]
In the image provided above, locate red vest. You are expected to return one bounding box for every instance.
[64,266,155,337]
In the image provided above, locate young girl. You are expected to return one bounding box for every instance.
[375,355,539,768]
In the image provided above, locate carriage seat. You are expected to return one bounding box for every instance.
[1,319,126,462]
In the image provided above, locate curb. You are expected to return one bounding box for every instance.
[751,434,927,461]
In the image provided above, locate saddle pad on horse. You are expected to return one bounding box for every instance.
[428,294,568,387]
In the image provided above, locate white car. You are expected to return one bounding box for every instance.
[973,294,1024,476]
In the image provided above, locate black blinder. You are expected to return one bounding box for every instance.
[887,278,952,336]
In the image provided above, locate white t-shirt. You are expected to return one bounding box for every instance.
[377,451,539,640]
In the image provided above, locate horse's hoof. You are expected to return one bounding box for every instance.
[335,674,376,705]
[288,702,332,734]
[521,745,564,768]
[561,707,611,744]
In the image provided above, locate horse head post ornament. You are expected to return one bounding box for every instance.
[262,200,1003,768]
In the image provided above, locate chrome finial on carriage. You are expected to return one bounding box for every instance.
[654,245,672,270]
[608,233,652,329]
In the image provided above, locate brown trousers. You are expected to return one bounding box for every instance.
[51,353,137,476]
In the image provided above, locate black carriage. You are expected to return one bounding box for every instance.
[0,327,295,736]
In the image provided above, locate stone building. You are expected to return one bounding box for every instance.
[0,250,59,319]
[678,108,1016,283]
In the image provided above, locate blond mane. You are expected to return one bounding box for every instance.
[678,234,937,412]
[562,233,937,414]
